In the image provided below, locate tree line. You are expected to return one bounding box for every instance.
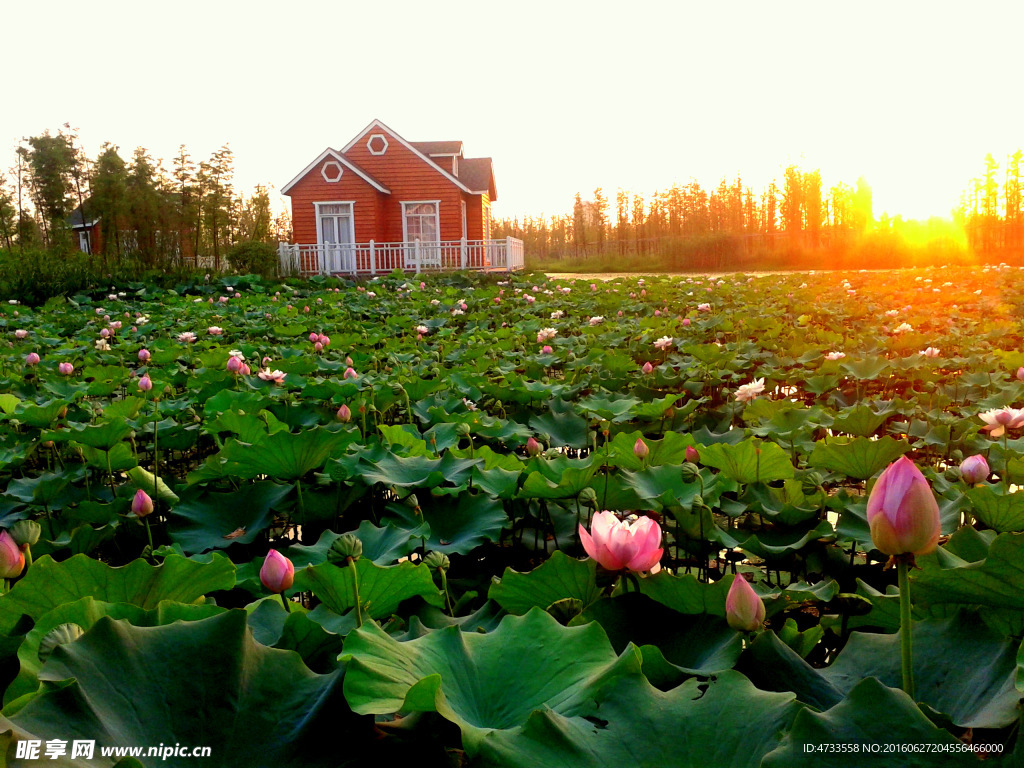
[493,165,875,261]
[0,125,290,269]
[956,151,1024,254]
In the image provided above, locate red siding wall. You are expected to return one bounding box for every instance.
[286,160,385,245]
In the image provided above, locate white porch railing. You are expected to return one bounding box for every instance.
[277,237,524,276]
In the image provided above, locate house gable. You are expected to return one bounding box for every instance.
[280,148,390,196]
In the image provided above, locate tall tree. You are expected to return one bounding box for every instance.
[592,187,607,250]
[780,165,804,239]
[572,193,586,257]
[22,131,78,247]
[91,144,129,259]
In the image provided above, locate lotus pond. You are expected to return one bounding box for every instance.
[0,266,1023,766]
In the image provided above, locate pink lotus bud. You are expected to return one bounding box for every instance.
[420,281,426,289]
[220,296,229,304]
[634,437,649,460]
[654,310,661,317]
[14,329,27,339]
[131,489,154,518]
[344,367,358,379]
[682,318,691,326]
[460,303,468,311]
[100,328,111,338]
[493,297,501,304]
[260,550,294,593]
[617,310,623,317]
[725,575,765,632]
[314,341,324,353]
[309,332,319,343]
[526,436,542,456]
[345,356,354,367]
[590,284,597,291]
[235,293,242,299]
[1017,367,1024,382]
[541,345,553,354]
[642,362,654,374]
[304,306,310,313]
[866,456,941,556]
[0,530,25,579]
[318,334,330,346]
[239,363,251,376]
[58,362,74,376]
[138,349,151,361]
[685,445,700,464]
[138,375,153,392]
[959,454,989,485]
[640,289,646,297]
[226,356,242,374]
[579,511,663,572]
[337,404,352,422]
[25,353,39,366]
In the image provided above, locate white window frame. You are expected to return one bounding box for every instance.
[315,201,356,246]
[401,200,441,245]
[314,201,356,273]
[461,200,468,240]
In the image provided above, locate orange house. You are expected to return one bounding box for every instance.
[279,119,523,275]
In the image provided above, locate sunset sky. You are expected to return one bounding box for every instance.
[3,0,1022,223]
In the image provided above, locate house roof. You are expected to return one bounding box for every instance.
[459,157,497,199]
[280,148,391,196]
[411,141,464,157]
[67,202,98,229]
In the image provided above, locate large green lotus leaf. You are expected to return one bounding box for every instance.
[476,670,800,768]
[471,465,522,498]
[619,465,704,509]
[202,427,352,481]
[41,420,134,450]
[710,518,836,559]
[14,398,72,429]
[743,613,1020,729]
[377,423,431,456]
[0,553,235,643]
[761,677,980,767]
[580,594,742,685]
[341,609,642,753]
[912,532,1024,613]
[576,393,640,423]
[245,598,345,674]
[605,429,697,470]
[519,461,597,498]
[529,407,590,449]
[3,471,73,508]
[298,559,444,620]
[489,551,601,614]
[830,404,888,437]
[697,438,794,484]
[6,596,224,705]
[168,482,293,553]
[410,492,508,555]
[0,611,362,768]
[358,453,479,488]
[840,356,891,380]
[967,486,1024,533]
[808,436,912,480]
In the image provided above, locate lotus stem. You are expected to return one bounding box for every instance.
[348,556,363,627]
[897,557,915,699]
[279,592,291,613]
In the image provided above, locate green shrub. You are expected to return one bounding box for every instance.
[226,241,279,277]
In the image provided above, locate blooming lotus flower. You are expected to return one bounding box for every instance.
[550,310,564,319]
[653,336,673,351]
[959,454,989,485]
[0,530,25,579]
[258,369,287,385]
[893,322,914,334]
[415,325,429,335]
[824,351,845,361]
[726,575,765,632]
[95,339,111,351]
[588,316,604,326]
[138,375,153,392]
[634,437,649,460]
[920,347,940,358]
[14,329,27,339]
[979,407,1024,438]
[537,328,557,343]
[260,550,294,593]
[178,332,197,343]
[25,352,39,366]
[697,303,711,312]
[337,404,352,422]
[58,362,73,376]
[579,511,663,572]
[866,456,941,556]
[208,326,223,336]
[735,378,766,403]
[132,489,154,518]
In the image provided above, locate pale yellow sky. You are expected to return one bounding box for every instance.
[4,0,1022,222]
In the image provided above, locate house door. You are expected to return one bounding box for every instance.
[317,203,354,273]
[402,201,441,269]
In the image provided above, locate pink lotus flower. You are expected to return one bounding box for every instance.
[226,356,242,374]
[685,445,700,464]
[537,328,557,343]
[239,363,251,376]
[0,530,25,578]
[681,318,691,326]
[641,361,654,375]
[343,367,358,380]
[1017,366,1024,382]
[526,436,542,456]
[260,550,294,593]
[14,329,27,339]
[697,303,711,312]
[579,511,663,572]
[25,353,39,366]
[138,349,151,362]
[318,334,330,347]
[979,407,1024,438]
[726,575,765,632]
[137,375,153,392]
[178,332,197,343]
[258,369,287,385]
[653,336,673,351]
[824,351,845,361]
[919,347,940,358]
[309,332,320,343]
[959,454,989,484]
[208,326,224,336]
[337,404,352,422]
[634,437,649,460]
[58,362,74,376]
[541,345,553,354]
[132,489,154,518]
[735,378,766,403]
[866,456,941,556]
